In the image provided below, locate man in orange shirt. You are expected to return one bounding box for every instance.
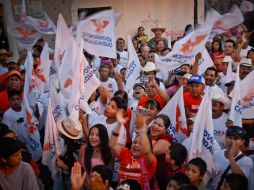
[183,74,205,118]
[0,70,22,115]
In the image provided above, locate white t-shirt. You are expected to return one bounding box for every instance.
[2,106,29,146]
[114,64,123,74]
[212,150,254,190]
[88,111,126,145]
[240,45,253,58]
[117,50,128,68]
[100,77,118,95]
[213,112,228,149]
[207,84,225,98]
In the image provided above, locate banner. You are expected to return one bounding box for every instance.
[58,40,78,100]
[23,50,42,161]
[239,70,254,119]
[198,48,214,75]
[36,42,51,93]
[189,90,214,174]
[225,62,236,84]
[158,87,188,143]
[77,10,116,58]
[125,35,142,93]
[229,64,242,127]
[27,12,56,34]
[7,23,41,50]
[54,14,75,70]
[206,5,244,39]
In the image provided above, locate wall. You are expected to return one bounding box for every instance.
[72,0,205,42]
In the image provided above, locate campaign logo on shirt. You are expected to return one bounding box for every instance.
[108,83,113,88]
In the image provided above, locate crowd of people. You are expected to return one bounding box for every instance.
[0,13,254,190]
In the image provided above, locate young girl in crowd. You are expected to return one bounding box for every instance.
[79,124,112,189]
[209,39,224,62]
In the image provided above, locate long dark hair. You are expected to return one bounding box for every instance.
[84,124,112,174]
[211,39,223,53]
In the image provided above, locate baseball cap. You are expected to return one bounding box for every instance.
[226,126,247,139]
[188,74,205,85]
[8,70,22,79]
[133,83,145,90]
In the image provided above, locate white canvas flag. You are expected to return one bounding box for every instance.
[54,14,75,69]
[58,40,78,99]
[7,23,40,50]
[125,35,142,93]
[171,27,210,56]
[23,50,42,161]
[198,48,214,75]
[27,12,56,34]
[158,87,188,143]
[225,62,236,84]
[229,64,242,127]
[77,10,116,58]
[42,100,62,176]
[35,42,51,93]
[206,5,244,39]
[239,70,254,119]
[189,90,214,174]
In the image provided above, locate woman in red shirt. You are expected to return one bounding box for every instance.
[109,110,157,189]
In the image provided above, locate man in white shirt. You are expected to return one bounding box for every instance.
[212,126,254,190]
[99,64,118,95]
[204,67,224,97]
[116,38,128,68]
[212,94,231,148]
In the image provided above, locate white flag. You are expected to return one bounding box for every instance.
[198,48,214,75]
[35,42,51,93]
[225,62,236,84]
[125,35,142,93]
[171,27,210,56]
[229,64,242,127]
[26,12,56,34]
[7,23,41,50]
[58,40,78,99]
[23,50,42,161]
[77,10,116,58]
[158,87,188,143]
[189,90,214,174]
[206,5,244,38]
[54,14,75,69]
[239,70,254,119]
[42,100,62,176]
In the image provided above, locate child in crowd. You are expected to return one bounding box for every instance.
[3,90,29,147]
[99,64,118,95]
[166,173,190,190]
[0,138,39,190]
[79,124,112,189]
[185,157,207,190]
[220,173,248,190]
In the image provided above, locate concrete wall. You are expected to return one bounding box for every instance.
[71,0,205,42]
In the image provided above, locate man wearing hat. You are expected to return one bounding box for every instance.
[212,126,253,190]
[148,27,168,52]
[0,70,22,114]
[239,57,253,80]
[212,92,231,148]
[217,56,235,93]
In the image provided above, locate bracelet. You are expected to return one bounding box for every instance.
[112,131,119,137]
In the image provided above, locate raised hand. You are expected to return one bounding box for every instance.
[71,162,86,190]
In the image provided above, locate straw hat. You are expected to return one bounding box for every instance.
[57,117,83,139]
[240,57,252,67]
[212,91,231,109]
[142,62,160,72]
[151,27,166,33]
